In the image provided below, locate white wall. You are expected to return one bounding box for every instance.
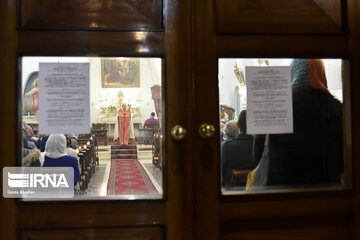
[218,59,241,114]
[323,59,343,102]
[22,57,162,125]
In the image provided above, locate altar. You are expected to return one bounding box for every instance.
[97,117,143,139]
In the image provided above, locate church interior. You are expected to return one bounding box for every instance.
[21,57,344,198]
[21,57,164,199]
[4,0,360,239]
[219,58,343,193]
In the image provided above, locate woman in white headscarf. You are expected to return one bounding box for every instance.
[43,134,80,187]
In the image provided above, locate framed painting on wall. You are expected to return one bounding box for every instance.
[23,71,39,117]
[220,105,235,122]
[101,58,140,88]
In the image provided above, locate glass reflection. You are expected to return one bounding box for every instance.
[219,58,344,193]
[21,56,164,200]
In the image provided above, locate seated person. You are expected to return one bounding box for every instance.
[221,110,254,188]
[66,136,79,160]
[23,148,41,167]
[26,124,40,148]
[40,135,49,152]
[65,134,78,150]
[249,59,343,188]
[43,134,80,188]
[69,134,78,149]
[70,138,78,149]
[144,112,159,128]
[22,122,36,150]
[223,120,239,141]
[22,134,41,167]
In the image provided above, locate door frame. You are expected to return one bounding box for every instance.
[0,0,195,239]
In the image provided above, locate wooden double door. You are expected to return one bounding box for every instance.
[1,0,360,239]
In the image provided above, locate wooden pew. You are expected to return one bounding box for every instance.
[77,136,98,191]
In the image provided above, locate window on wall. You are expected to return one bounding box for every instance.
[20,56,164,200]
[219,58,348,194]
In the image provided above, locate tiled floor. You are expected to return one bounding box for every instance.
[81,164,107,196]
[82,145,163,196]
[142,162,162,190]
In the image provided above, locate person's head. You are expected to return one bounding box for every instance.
[151,112,156,118]
[237,110,247,134]
[122,104,127,110]
[291,59,329,93]
[45,134,67,159]
[225,120,239,139]
[66,136,72,148]
[71,139,78,149]
[27,125,34,137]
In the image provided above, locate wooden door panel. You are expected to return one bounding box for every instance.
[220,215,350,240]
[17,202,166,229]
[18,31,165,56]
[19,0,163,31]
[221,226,349,240]
[216,35,348,57]
[193,0,356,239]
[313,0,343,26]
[0,0,194,240]
[20,227,164,240]
[219,195,352,220]
[215,0,345,34]
[2,0,360,238]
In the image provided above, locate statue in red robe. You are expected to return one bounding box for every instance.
[118,104,131,145]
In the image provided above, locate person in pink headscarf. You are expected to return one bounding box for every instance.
[23,123,38,149]
[27,124,35,138]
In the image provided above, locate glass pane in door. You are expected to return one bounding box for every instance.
[19,56,164,200]
[219,58,347,194]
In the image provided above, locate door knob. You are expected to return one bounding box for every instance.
[199,123,215,139]
[171,125,187,141]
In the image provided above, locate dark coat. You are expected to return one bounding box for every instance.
[221,134,254,188]
[253,87,343,186]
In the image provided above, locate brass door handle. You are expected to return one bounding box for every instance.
[199,123,215,139]
[171,125,187,141]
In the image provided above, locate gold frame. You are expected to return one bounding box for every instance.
[234,63,245,87]
[101,58,140,88]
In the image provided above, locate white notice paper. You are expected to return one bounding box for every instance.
[39,63,90,134]
[246,66,293,134]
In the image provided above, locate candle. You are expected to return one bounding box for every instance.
[84,144,87,150]
[78,147,82,151]
[86,141,90,147]
[90,136,93,140]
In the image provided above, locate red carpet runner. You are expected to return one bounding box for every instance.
[107,145,157,195]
